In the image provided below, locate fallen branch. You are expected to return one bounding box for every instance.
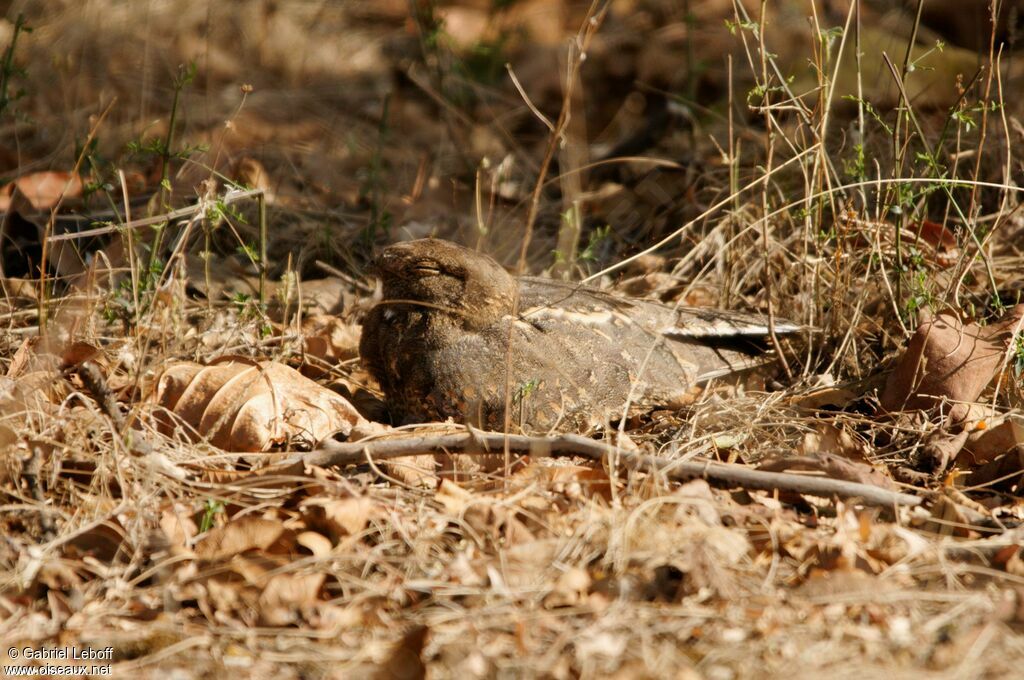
[300,430,923,508]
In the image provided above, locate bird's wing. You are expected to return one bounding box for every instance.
[517,277,798,339]
[663,306,800,338]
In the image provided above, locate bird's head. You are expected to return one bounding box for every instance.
[374,238,517,328]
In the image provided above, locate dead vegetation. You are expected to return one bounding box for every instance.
[2,0,1024,677]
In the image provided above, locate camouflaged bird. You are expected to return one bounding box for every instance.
[360,238,797,433]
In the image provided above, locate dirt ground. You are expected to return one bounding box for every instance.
[2,1,1024,678]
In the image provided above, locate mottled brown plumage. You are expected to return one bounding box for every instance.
[359,238,796,433]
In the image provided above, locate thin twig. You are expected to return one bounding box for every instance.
[45,188,263,242]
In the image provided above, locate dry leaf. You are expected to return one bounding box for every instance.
[374,626,428,680]
[258,572,326,626]
[155,359,366,450]
[160,504,199,550]
[0,171,82,212]
[382,454,439,488]
[920,428,971,471]
[544,567,591,608]
[0,276,38,302]
[913,219,958,252]
[512,463,612,502]
[880,305,1024,423]
[435,479,536,547]
[919,495,983,538]
[301,496,375,542]
[791,386,859,410]
[301,314,361,364]
[296,531,333,557]
[799,422,872,462]
[963,415,1024,464]
[6,337,39,379]
[63,519,129,563]
[435,478,475,516]
[194,516,296,561]
[231,157,275,203]
[759,453,894,490]
[963,446,1024,492]
[60,341,103,369]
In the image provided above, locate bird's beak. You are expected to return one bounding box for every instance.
[376,250,400,275]
[377,244,415,276]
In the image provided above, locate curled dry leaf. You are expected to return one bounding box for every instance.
[155,358,366,451]
[962,445,1024,492]
[434,479,537,548]
[380,454,439,488]
[296,531,333,557]
[63,519,130,563]
[920,495,984,538]
[434,478,475,516]
[0,374,57,418]
[880,305,1024,424]
[5,339,114,421]
[0,276,38,303]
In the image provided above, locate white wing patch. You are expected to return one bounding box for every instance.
[522,306,627,327]
[663,319,799,338]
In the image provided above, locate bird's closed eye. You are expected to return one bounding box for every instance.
[411,260,442,276]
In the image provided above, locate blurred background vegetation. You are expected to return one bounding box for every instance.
[2,0,1023,364]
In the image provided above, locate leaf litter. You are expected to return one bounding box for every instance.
[3,1,1024,678]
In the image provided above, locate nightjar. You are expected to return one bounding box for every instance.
[359,238,797,433]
